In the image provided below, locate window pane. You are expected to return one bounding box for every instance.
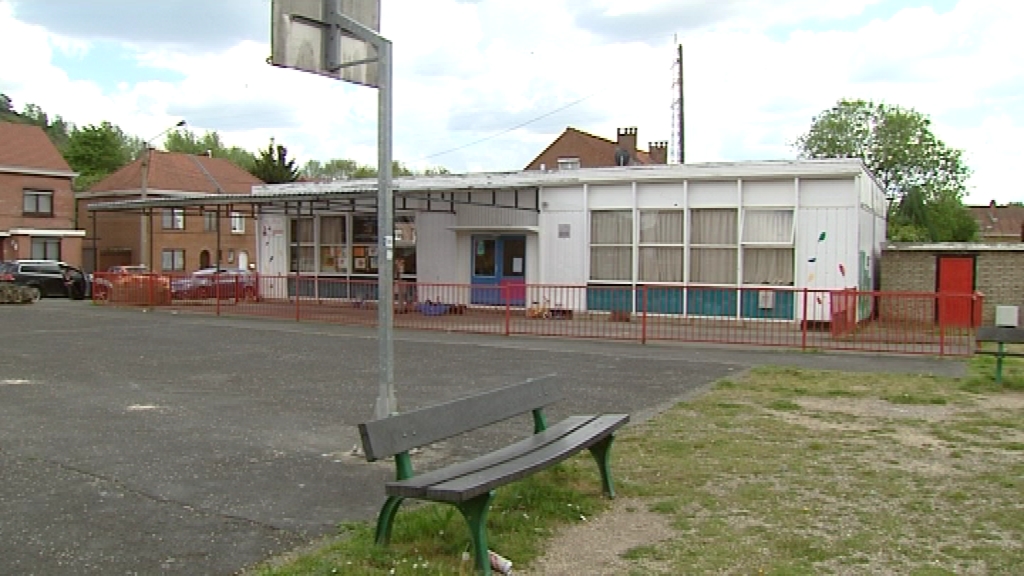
[591,211,632,244]
[473,238,495,276]
[23,193,34,213]
[31,238,59,260]
[502,237,525,278]
[395,246,416,275]
[204,211,217,231]
[590,246,631,281]
[743,248,794,285]
[690,247,737,284]
[231,212,245,234]
[290,218,313,243]
[290,246,315,272]
[639,210,684,244]
[319,245,347,273]
[691,209,737,245]
[352,215,377,243]
[639,247,683,282]
[743,210,793,243]
[320,216,346,244]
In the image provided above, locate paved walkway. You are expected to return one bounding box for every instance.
[0,300,966,575]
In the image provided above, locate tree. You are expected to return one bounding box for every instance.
[795,99,976,242]
[164,128,257,171]
[250,138,299,183]
[64,122,136,190]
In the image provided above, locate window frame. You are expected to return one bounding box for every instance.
[230,211,245,234]
[162,208,185,231]
[23,189,54,217]
[161,249,186,272]
[589,210,633,282]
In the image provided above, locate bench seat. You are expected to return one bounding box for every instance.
[387,414,628,503]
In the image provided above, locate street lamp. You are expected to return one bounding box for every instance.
[139,119,186,269]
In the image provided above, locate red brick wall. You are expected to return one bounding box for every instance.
[0,172,76,230]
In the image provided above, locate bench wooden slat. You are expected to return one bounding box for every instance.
[385,415,594,498]
[359,375,561,461]
[976,326,1024,344]
[401,414,628,503]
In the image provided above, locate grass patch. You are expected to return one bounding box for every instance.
[249,363,1022,575]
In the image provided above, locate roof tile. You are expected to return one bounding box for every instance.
[89,151,263,194]
[0,122,73,172]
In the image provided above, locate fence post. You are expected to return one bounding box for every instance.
[801,288,809,350]
[641,285,648,345]
[504,285,511,337]
[295,275,301,322]
[938,293,945,356]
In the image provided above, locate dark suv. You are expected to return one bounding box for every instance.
[0,260,89,300]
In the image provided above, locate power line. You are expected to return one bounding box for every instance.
[416,93,598,162]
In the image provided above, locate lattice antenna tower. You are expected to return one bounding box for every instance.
[669,40,684,164]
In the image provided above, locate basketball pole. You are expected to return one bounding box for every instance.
[374,37,396,420]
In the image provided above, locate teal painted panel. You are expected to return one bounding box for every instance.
[686,288,737,317]
[587,285,634,312]
[637,286,685,314]
[740,289,795,320]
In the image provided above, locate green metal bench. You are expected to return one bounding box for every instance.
[357,375,629,575]
[975,326,1024,383]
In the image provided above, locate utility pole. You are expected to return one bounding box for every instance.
[678,43,684,164]
[139,120,185,268]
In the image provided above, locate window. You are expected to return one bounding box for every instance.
[289,218,315,273]
[319,216,347,273]
[590,210,632,281]
[23,190,53,216]
[352,214,378,274]
[161,249,185,271]
[162,208,185,230]
[639,210,684,282]
[230,212,245,234]
[557,157,581,170]
[690,209,737,284]
[30,237,60,260]
[742,209,795,285]
[203,211,217,232]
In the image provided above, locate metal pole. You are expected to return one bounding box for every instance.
[140,145,150,267]
[374,37,396,420]
[678,43,684,164]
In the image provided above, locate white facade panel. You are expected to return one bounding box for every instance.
[455,204,538,227]
[636,183,684,209]
[742,179,795,206]
[538,210,586,285]
[688,180,738,207]
[415,212,459,303]
[540,186,584,211]
[798,178,856,207]
[257,215,289,300]
[588,184,632,209]
[797,206,859,320]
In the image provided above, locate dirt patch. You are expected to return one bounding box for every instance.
[525,497,673,575]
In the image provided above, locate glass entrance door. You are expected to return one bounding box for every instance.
[470,235,526,306]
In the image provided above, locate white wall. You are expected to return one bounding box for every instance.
[795,178,859,321]
[538,210,586,285]
[257,215,289,299]
[415,211,458,302]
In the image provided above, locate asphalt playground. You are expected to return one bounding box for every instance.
[0,300,966,575]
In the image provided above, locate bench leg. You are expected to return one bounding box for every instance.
[456,490,495,576]
[588,435,617,498]
[374,496,405,546]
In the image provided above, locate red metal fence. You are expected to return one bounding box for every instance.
[92,273,984,356]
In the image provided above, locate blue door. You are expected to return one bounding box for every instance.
[471,235,526,306]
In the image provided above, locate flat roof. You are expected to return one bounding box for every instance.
[885,242,1024,252]
[87,158,872,213]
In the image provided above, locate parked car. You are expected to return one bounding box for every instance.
[92,265,151,301]
[170,268,259,301]
[0,260,89,301]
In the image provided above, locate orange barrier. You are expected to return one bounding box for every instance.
[92,274,983,356]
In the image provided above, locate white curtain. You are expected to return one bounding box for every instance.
[291,218,314,243]
[590,211,632,281]
[640,247,683,281]
[640,210,684,243]
[743,210,793,243]
[591,211,632,244]
[319,216,345,244]
[691,248,737,284]
[743,248,794,285]
[691,209,737,245]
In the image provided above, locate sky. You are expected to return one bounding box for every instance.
[0,0,1020,204]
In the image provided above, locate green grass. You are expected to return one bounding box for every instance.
[248,358,1024,575]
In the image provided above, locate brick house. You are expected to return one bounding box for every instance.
[967,200,1024,243]
[0,123,84,265]
[524,127,668,170]
[78,150,263,273]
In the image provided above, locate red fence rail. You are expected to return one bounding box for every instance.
[92,273,984,356]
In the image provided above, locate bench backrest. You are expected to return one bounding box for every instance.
[977,326,1024,344]
[358,374,561,462]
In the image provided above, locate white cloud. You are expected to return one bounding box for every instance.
[0,0,1021,204]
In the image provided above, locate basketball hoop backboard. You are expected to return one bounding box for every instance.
[270,0,380,87]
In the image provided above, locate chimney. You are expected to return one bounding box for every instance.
[649,141,669,165]
[616,127,637,160]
